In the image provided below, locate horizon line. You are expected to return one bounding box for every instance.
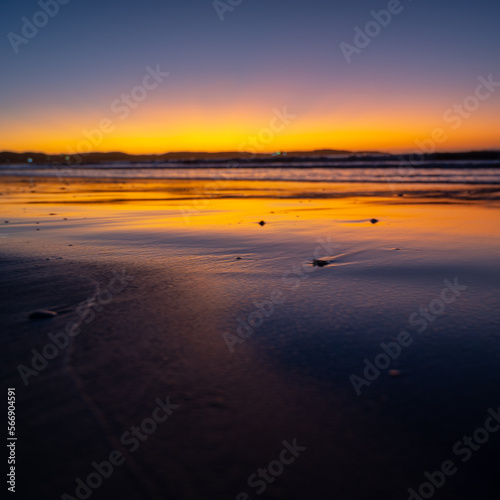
[2,148,500,157]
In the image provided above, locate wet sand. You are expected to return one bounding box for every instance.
[1,177,500,500]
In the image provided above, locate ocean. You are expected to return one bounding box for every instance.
[2,158,500,183]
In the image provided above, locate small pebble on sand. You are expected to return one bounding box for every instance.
[29,310,58,319]
[312,259,329,267]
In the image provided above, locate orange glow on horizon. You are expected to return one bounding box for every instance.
[2,93,499,155]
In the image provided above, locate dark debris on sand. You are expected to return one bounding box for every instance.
[312,259,329,267]
[28,309,58,319]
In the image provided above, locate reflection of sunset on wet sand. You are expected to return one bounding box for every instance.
[2,175,500,499]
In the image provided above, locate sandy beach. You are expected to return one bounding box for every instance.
[3,0,500,496]
[1,176,500,499]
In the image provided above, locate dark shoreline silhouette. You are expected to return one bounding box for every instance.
[1,149,500,166]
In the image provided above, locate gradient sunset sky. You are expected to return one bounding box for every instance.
[1,0,499,154]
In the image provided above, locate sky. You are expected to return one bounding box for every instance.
[1,0,499,154]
